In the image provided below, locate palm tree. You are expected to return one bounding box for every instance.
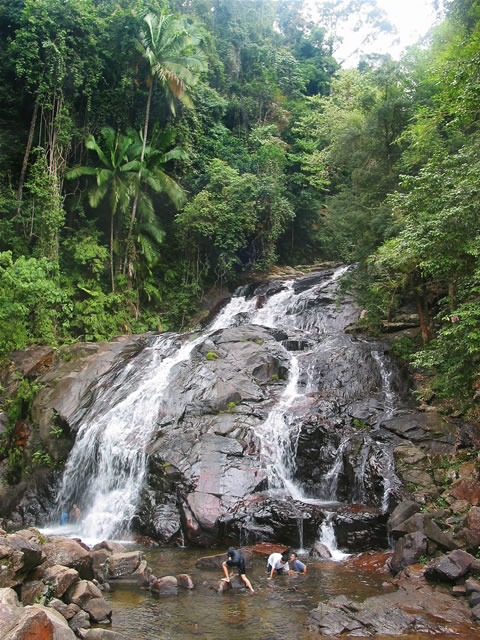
[127,12,206,256]
[67,127,135,292]
[122,125,187,276]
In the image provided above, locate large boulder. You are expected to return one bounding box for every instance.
[425,550,475,582]
[106,551,142,580]
[4,604,77,640]
[0,588,22,637]
[65,580,103,608]
[390,532,427,573]
[42,537,93,579]
[43,565,79,598]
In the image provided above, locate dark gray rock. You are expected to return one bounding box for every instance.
[425,550,475,582]
[388,500,422,533]
[390,532,427,573]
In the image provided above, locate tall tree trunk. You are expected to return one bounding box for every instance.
[16,96,40,216]
[110,211,115,293]
[415,285,432,344]
[123,79,153,276]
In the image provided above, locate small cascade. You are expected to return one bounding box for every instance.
[318,436,350,500]
[208,294,257,331]
[372,350,396,418]
[256,354,303,492]
[296,516,306,553]
[351,439,370,504]
[380,448,400,513]
[251,280,295,328]
[319,513,350,561]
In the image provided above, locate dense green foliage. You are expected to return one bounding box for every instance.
[0,0,479,407]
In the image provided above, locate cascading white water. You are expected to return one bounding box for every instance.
[55,334,202,542]
[319,512,350,561]
[372,350,396,418]
[51,264,401,544]
[55,295,251,543]
[255,353,302,492]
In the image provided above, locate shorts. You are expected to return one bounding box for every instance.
[267,564,284,575]
[227,559,246,575]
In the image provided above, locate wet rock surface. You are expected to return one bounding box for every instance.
[1,266,480,637]
[308,565,476,637]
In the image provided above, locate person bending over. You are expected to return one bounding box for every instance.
[267,551,289,579]
[222,547,255,593]
[289,552,307,573]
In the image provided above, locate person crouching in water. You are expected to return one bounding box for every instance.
[267,551,290,579]
[289,552,307,573]
[222,547,255,593]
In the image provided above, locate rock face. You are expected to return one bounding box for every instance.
[1,265,478,555]
[308,567,474,637]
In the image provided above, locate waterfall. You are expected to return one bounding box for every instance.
[372,350,396,418]
[54,294,251,542]
[51,264,403,544]
[55,334,202,541]
[319,513,350,561]
[255,353,302,492]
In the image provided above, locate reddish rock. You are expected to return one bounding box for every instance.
[106,551,142,579]
[465,578,480,595]
[0,587,22,636]
[5,607,54,640]
[92,541,126,554]
[150,576,178,595]
[20,581,45,605]
[452,585,466,596]
[7,534,45,570]
[454,528,480,552]
[43,565,79,598]
[467,506,480,531]
[47,599,80,620]
[391,532,427,574]
[65,580,102,608]
[345,552,393,574]
[186,492,222,531]
[425,549,475,582]
[458,462,479,481]
[448,479,480,505]
[42,538,93,579]
[0,541,26,588]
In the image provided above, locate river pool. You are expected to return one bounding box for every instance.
[97,547,479,640]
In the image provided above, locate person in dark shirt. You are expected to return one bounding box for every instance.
[289,552,307,573]
[222,547,254,593]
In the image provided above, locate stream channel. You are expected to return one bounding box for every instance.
[40,265,479,639]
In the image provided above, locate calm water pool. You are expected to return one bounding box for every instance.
[100,547,389,639]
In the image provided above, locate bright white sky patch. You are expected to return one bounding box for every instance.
[375,0,437,53]
[308,0,439,66]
